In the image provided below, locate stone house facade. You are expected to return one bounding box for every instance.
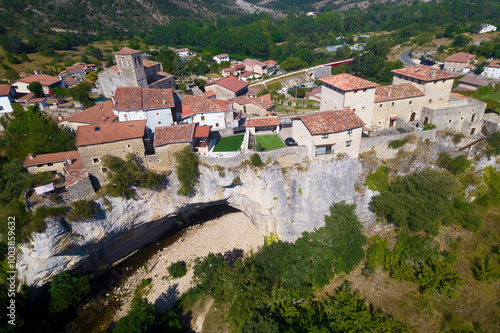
[444,52,476,72]
[76,120,147,188]
[204,76,249,100]
[12,74,62,95]
[65,170,95,201]
[292,109,364,159]
[179,95,233,130]
[23,151,84,176]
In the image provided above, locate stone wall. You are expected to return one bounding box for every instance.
[148,143,189,173]
[205,85,235,100]
[67,176,95,201]
[78,138,146,188]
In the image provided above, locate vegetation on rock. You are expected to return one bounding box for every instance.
[174,146,199,196]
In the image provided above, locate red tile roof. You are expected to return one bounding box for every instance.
[113,87,175,111]
[60,100,117,124]
[223,68,237,73]
[201,91,216,98]
[260,93,272,104]
[263,60,277,66]
[294,109,365,135]
[114,47,141,55]
[0,84,12,96]
[374,83,425,102]
[17,74,61,86]
[241,71,259,78]
[65,169,90,189]
[246,116,279,127]
[142,59,161,68]
[205,75,249,93]
[250,97,274,110]
[75,120,146,147]
[23,150,84,172]
[247,87,262,95]
[194,125,211,138]
[486,60,500,68]
[445,52,476,63]
[214,54,229,59]
[153,123,195,147]
[242,58,262,68]
[175,48,189,52]
[29,97,46,103]
[180,95,227,118]
[233,64,245,70]
[459,75,491,87]
[233,95,252,105]
[392,65,458,82]
[320,73,379,91]
[451,92,467,99]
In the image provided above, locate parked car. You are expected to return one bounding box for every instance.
[285,137,298,146]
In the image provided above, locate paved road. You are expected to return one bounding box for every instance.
[400,49,419,67]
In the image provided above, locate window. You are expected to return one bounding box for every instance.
[47,163,53,167]
[391,102,395,106]
[470,128,476,135]
[321,134,329,139]
[125,144,130,148]
[215,123,219,127]
[0,106,3,110]
[380,104,383,107]
[354,90,357,93]
[156,113,160,116]
[353,108,356,112]
[471,114,475,122]
[347,129,353,134]
[93,158,99,164]
[409,101,412,105]
[363,89,367,92]
[346,141,351,147]
[201,116,205,121]
[315,145,332,156]
[102,168,108,173]
[449,119,452,123]
[429,99,432,103]
[158,121,162,125]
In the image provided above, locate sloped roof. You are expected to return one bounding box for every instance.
[142,59,161,68]
[205,76,249,93]
[60,100,117,124]
[233,95,252,105]
[181,95,227,117]
[392,65,457,82]
[451,92,467,99]
[0,84,12,96]
[214,54,229,59]
[23,150,84,172]
[293,109,365,135]
[65,169,90,189]
[320,73,379,91]
[374,83,425,102]
[242,71,260,78]
[114,87,175,111]
[246,116,279,127]
[194,125,211,138]
[75,120,146,147]
[459,75,491,87]
[114,47,140,55]
[16,74,61,86]
[486,60,500,68]
[445,52,476,63]
[263,60,277,66]
[242,58,263,68]
[250,97,274,110]
[154,123,195,147]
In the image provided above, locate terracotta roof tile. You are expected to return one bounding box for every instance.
[60,100,117,124]
[214,54,229,59]
[154,123,195,147]
[242,58,262,68]
[392,65,458,82]
[451,92,467,99]
[246,116,279,127]
[75,120,146,147]
[114,87,174,111]
[201,91,216,98]
[250,97,274,110]
[180,95,227,118]
[233,64,245,70]
[320,73,379,91]
[222,68,237,73]
[108,65,119,74]
[29,98,46,103]
[205,76,249,93]
[241,71,260,78]
[459,75,491,87]
[175,48,189,52]
[16,74,61,86]
[0,84,11,96]
[445,52,476,63]
[263,60,277,66]
[114,47,141,55]
[142,59,161,68]
[233,96,252,105]
[147,71,174,87]
[294,109,365,135]
[194,125,211,138]
[65,169,90,189]
[247,87,262,95]
[486,60,500,68]
[374,83,425,102]
[23,150,84,172]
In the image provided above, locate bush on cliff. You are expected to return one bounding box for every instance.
[250,153,262,167]
[102,153,162,199]
[68,199,98,221]
[174,146,199,196]
[49,271,90,313]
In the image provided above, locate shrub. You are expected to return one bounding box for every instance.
[68,199,98,221]
[485,131,500,156]
[168,260,187,278]
[256,142,264,151]
[232,176,241,185]
[49,271,90,313]
[174,146,199,196]
[437,152,471,174]
[471,251,500,282]
[366,166,390,192]
[424,123,437,130]
[452,133,464,144]
[388,138,408,149]
[250,153,262,167]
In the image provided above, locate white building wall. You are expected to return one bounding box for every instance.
[0,96,13,114]
[192,112,227,129]
[114,108,173,134]
[392,76,453,106]
[482,66,500,79]
[320,84,345,111]
[343,88,375,127]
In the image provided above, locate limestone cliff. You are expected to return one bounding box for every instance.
[17,156,374,287]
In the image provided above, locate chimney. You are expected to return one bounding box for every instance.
[100,104,103,109]
[66,158,72,165]
[387,91,391,98]
[58,116,63,121]
[163,100,166,105]
[430,70,437,78]
[102,114,106,121]
[28,153,34,160]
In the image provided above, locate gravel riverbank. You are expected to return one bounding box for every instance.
[113,212,265,322]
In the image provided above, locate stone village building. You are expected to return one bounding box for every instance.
[75,120,148,188]
[96,47,175,98]
[178,95,234,130]
[59,100,118,132]
[204,76,249,100]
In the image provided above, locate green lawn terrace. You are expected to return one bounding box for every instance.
[212,134,245,152]
[255,135,285,151]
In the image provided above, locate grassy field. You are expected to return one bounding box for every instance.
[212,134,244,152]
[256,135,285,151]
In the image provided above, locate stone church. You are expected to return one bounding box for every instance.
[96,47,175,98]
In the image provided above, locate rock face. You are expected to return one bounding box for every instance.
[17,156,373,287]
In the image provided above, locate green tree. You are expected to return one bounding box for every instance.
[280,57,307,71]
[27,81,44,97]
[174,146,199,196]
[49,271,90,313]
